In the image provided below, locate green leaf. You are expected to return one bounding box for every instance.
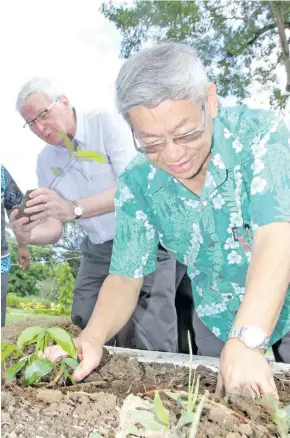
[1,344,16,364]
[177,411,195,428]
[133,410,166,431]
[59,131,74,153]
[13,349,23,360]
[1,341,8,351]
[63,357,79,370]
[74,149,107,164]
[17,327,43,351]
[6,359,28,382]
[51,166,62,177]
[117,426,138,438]
[46,327,77,359]
[154,391,169,426]
[35,329,47,353]
[284,404,290,417]
[23,358,54,386]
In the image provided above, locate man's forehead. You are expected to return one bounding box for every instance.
[23,92,52,111]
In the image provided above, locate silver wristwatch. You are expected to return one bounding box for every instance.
[72,201,83,219]
[228,326,270,353]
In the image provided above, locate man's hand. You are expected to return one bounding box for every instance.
[39,334,103,382]
[216,339,278,398]
[24,188,74,222]
[10,209,39,245]
[17,245,30,271]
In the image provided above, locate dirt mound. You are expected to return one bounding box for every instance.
[2,319,289,437]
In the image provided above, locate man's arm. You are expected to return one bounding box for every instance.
[43,274,143,381]
[84,274,142,344]
[217,222,290,397]
[234,221,290,335]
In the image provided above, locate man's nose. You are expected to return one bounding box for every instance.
[162,140,187,163]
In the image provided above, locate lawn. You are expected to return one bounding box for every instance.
[6,308,57,325]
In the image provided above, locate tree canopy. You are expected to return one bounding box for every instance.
[101,0,290,108]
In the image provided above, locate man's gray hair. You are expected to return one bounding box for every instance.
[116,42,209,123]
[16,77,64,113]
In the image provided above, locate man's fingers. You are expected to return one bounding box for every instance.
[215,372,225,397]
[28,188,51,199]
[24,203,47,214]
[39,345,68,363]
[257,377,279,399]
[26,194,49,207]
[73,342,101,382]
[10,209,19,220]
[29,211,49,222]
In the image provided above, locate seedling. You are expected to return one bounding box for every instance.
[2,326,79,386]
[130,331,205,437]
[267,395,290,438]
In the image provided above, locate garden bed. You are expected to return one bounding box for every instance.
[1,318,290,438]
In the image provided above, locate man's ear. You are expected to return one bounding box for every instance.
[59,95,71,110]
[206,83,218,118]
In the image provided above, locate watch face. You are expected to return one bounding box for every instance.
[74,206,82,216]
[242,327,265,348]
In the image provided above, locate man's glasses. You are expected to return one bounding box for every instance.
[132,104,205,154]
[23,100,58,129]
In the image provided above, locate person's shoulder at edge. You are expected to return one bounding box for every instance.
[217,104,281,136]
[116,153,153,194]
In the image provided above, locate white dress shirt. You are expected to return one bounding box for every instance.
[36,108,136,244]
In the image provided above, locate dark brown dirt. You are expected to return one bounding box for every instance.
[2,318,290,438]
[12,189,41,221]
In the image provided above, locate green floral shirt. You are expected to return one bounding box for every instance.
[110,105,290,345]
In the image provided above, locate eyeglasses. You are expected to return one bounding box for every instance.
[23,100,58,129]
[132,104,205,154]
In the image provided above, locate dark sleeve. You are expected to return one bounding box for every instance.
[4,167,23,210]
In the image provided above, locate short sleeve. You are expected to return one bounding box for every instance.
[3,167,23,210]
[109,180,159,278]
[244,117,290,227]
[102,112,137,177]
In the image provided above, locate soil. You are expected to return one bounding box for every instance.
[2,318,290,438]
[12,189,40,221]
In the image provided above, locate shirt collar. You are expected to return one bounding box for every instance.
[73,107,86,145]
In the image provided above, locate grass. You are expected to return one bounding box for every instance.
[6,308,57,325]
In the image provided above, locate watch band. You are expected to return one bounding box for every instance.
[228,326,270,353]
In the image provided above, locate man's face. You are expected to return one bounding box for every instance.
[21,93,72,145]
[129,85,218,180]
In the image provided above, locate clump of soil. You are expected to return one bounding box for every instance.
[12,189,40,221]
[2,318,290,438]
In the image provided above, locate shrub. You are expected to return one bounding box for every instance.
[7,293,20,308]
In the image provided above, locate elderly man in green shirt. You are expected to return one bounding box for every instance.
[43,42,290,397]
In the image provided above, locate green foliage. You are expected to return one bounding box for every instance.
[267,395,290,438]
[6,293,20,308]
[101,0,290,108]
[23,359,54,386]
[154,391,170,427]
[8,239,52,297]
[46,327,77,359]
[74,149,107,164]
[53,262,74,314]
[3,325,79,387]
[130,331,205,435]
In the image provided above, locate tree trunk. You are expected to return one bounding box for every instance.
[268,1,290,92]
